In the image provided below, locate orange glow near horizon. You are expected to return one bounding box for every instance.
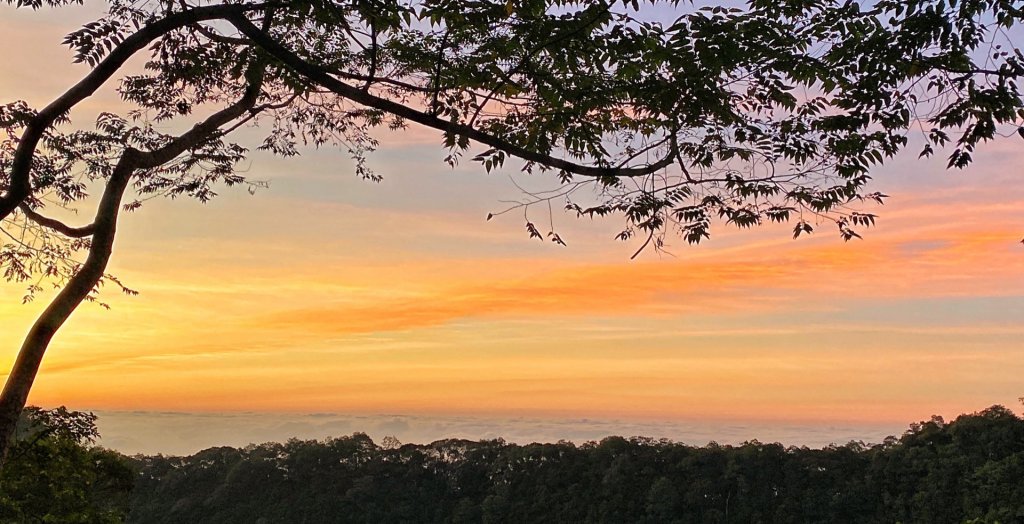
[3,199,1022,425]
[1,4,1023,441]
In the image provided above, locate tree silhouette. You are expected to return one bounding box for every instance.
[0,406,133,521]
[123,407,1024,523]
[3,0,1024,461]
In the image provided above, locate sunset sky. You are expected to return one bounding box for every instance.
[2,3,1023,452]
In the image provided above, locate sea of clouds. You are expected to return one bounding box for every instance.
[92,411,907,456]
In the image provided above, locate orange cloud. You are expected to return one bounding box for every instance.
[249,221,1023,339]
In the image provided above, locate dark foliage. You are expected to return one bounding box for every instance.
[126,406,1024,524]
[0,406,135,523]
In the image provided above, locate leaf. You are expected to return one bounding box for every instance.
[525,222,542,240]
[841,228,862,241]
[793,221,813,239]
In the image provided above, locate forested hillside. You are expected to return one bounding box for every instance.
[126,406,1024,524]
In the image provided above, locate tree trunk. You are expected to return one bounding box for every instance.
[0,61,263,465]
[0,154,136,465]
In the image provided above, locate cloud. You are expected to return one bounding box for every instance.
[251,222,1024,339]
[91,409,910,456]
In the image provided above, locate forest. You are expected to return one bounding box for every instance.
[2,405,1022,523]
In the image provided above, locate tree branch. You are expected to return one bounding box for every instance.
[362,19,378,92]
[228,15,674,179]
[137,64,265,168]
[0,2,275,223]
[191,22,250,46]
[0,63,266,464]
[18,205,96,237]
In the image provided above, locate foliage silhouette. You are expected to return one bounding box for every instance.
[123,406,1024,523]
[0,406,134,522]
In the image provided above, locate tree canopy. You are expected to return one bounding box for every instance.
[0,406,134,522]
[3,0,1024,458]
[4,404,1024,522]
[125,406,1024,523]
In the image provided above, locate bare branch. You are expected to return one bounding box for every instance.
[18,205,96,238]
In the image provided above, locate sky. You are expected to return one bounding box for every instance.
[1,2,1023,454]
